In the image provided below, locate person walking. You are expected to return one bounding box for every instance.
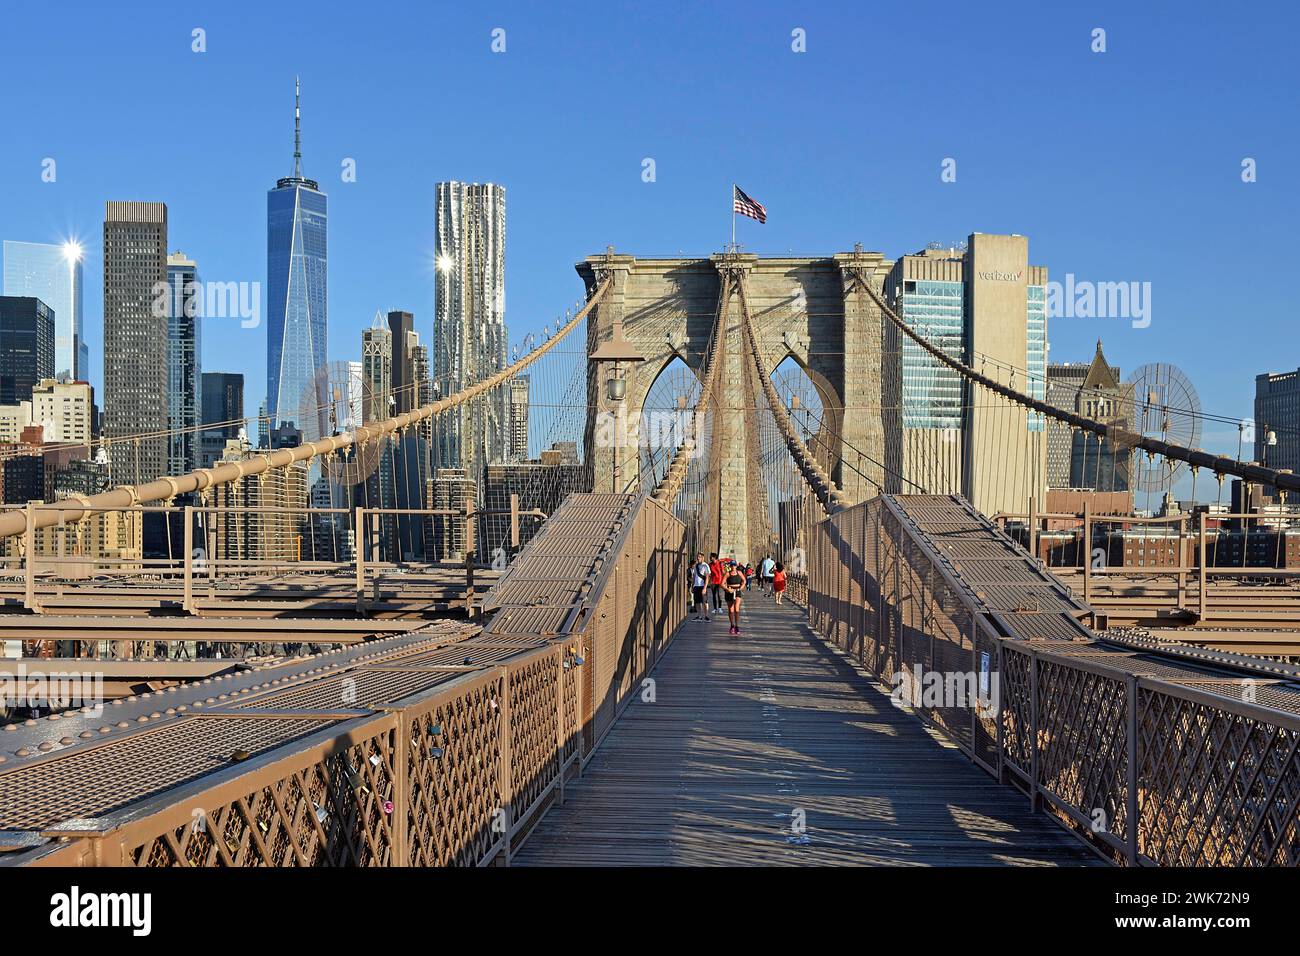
[744,563,755,591]
[724,561,747,635]
[691,552,712,622]
[708,553,725,614]
[759,554,776,593]
[772,562,787,606]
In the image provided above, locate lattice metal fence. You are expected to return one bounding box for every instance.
[805,493,1300,866]
[8,493,689,868]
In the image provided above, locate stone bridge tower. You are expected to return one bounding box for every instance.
[580,248,890,562]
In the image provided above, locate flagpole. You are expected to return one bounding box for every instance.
[731,184,736,251]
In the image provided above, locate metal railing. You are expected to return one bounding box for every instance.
[804,493,1300,866]
[5,491,690,867]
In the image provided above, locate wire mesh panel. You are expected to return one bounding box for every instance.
[1034,658,1130,848]
[802,491,1300,867]
[1137,685,1300,866]
[403,672,504,867]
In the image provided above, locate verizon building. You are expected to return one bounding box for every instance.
[882,233,1048,518]
[103,201,168,484]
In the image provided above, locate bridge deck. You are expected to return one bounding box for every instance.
[516,594,1097,866]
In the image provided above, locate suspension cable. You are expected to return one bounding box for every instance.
[0,278,613,539]
[844,268,1300,495]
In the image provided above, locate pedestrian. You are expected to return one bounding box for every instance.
[691,552,712,621]
[744,563,755,590]
[760,554,775,593]
[724,560,747,635]
[709,553,725,613]
[773,562,786,606]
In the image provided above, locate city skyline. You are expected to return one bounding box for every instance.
[1,3,1296,468]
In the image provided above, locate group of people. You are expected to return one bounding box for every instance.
[690,552,788,635]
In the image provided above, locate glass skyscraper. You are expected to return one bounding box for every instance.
[166,253,202,474]
[266,79,327,437]
[2,239,84,380]
[434,181,508,482]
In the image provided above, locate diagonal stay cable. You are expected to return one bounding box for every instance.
[844,268,1300,496]
[736,273,846,516]
[0,278,613,539]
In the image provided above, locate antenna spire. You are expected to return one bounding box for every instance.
[293,76,302,178]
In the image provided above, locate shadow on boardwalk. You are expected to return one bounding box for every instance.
[515,594,1099,866]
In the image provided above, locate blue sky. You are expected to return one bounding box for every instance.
[1,0,1296,466]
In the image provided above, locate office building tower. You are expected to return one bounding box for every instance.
[430,467,476,561]
[212,437,308,562]
[434,181,507,483]
[200,372,245,468]
[166,253,202,475]
[0,296,55,405]
[266,78,327,434]
[508,374,530,462]
[1046,342,1131,492]
[387,310,417,414]
[103,201,168,484]
[881,234,1047,517]
[3,240,85,380]
[361,317,392,424]
[31,378,94,444]
[1255,368,1300,487]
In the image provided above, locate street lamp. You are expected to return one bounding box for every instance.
[590,318,645,492]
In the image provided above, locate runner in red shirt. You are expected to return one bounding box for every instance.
[708,553,724,614]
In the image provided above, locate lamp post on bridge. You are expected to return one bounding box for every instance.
[591,318,645,494]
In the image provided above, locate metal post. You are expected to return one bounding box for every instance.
[1125,676,1139,865]
[23,502,38,613]
[1082,501,1092,607]
[1028,494,1037,561]
[509,492,520,551]
[1198,511,1208,620]
[464,495,476,618]
[354,507,366,613]
[183,505,194,614]
[1029,650,1040,812]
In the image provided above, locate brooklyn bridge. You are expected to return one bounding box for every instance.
[0,246,1296,868]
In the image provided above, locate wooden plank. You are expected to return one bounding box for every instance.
[515,596,1098,867]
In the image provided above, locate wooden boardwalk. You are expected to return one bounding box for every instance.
[515,593,1098,866]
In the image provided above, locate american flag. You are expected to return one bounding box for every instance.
[733,186,767,224]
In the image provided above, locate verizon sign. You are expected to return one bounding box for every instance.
[977,269,1023,282]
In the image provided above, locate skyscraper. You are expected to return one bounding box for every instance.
[3,240,84,380]
[103,201,168,484]
[200,371,245,467]
[509,374,530,462]
[881,234,1048,517]
[266,78,327,436]
[0,296,55,404]
[166,253,202,475]
[387,311,416,414]
[434,181,507,483]
[361,317,392,425]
